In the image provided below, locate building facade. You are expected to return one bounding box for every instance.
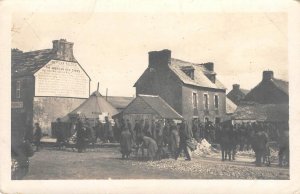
[11,39,91,136]
[134,49,227,124]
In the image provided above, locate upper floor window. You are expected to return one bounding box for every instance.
[16,80,21,98]
[214,95,219,109]
[192,92,197,109]
[203,93,209,110]
[181,66,195,80]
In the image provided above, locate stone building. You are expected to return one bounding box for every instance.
[243,71,288,104]
[134,49,227,124]
[227,84,249,105]
[232,70,288,124]
[11,39,91,136]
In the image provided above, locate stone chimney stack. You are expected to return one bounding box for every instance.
[52,39,75,61]
[263,70,274,81]
[233,84,240,90]
[148,49,171,69]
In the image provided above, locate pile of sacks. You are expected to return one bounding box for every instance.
[192,139,218,156]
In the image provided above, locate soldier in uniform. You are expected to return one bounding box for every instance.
[104,116,114,143]
[169,120,180,158]
[175,120,192,161]
[120,124,133,159]
[33,122,42,151]
[138,135,158,161]
[278,124,289,167]
[76,117,86,153]
[253,124,269,166]
[143,119,152,137]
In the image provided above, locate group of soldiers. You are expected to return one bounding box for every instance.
[214,121,289,167]
[118,118,194,161]
[54,115,289,167]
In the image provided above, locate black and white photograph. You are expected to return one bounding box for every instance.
[1,0,300,194]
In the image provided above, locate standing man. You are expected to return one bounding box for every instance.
[104,116,114,143]
[76,117,86,153]
[33,123,42,151]
[169,120,180,158]
[175,120,192,161]
[56,118,65,150]
[120,124,133,159]
[253,125,269,166]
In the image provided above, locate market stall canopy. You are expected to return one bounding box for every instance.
[121,94,183,119]
[66,90,119,119]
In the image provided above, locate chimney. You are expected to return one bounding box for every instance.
[148,49,171,69]
[233,84,240,90]
[52,39,75,61]
[263,70,274,81]
[202,62,214,71]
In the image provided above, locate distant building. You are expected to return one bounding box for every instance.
[243,71,288,104]
[134,49,227,124]
[106,96,134,112]
[11,39,91,136]
[232,70,288,124]
[227,84,249,105]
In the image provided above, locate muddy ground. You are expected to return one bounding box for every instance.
[24,146,289,180]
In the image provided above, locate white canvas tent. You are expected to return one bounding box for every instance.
[68,90,118,118]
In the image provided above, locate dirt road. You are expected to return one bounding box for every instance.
[24,147,289,180]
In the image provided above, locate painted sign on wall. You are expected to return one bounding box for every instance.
[34,60,90,98]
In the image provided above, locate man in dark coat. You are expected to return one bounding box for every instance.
[175,120,192,161]
[33,123,42,151]
[76,118,86,153]
[143,119,152,137]
[278,125,289,167]
[56,118,65,150]
[104,116,114,143]
[169,121,180,158]
[94,118,103,143]
[219,124,231,161]
[133,119,144,159]
[120,124,133,159]
[253,125,269,166]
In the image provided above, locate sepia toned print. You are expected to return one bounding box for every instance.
[10,12,289,180]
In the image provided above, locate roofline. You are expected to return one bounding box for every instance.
[156,95,183,118]
[183,83,226,92]
[139,95,183,119]
[28,59,91,81]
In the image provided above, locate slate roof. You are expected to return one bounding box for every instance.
[226,97,237,114]
[272,78,289,95]
[232,103,288,122]
[12,49,57,77]
[169,58,226,90]
[11,46,90,80]
[139,95,183,119]
[123,95,183,119]
[106,96,134,109]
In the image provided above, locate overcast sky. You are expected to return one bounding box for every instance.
[12,12,287,97]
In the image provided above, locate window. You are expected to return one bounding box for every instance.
[203,94,208,110]
[214,95,219,109]
[192,92,197,109]
[16,80,21,98]
[181,66,195,80]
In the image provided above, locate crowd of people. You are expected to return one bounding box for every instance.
[49,116,290,167]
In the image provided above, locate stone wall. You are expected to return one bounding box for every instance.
[33,97,85,135]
